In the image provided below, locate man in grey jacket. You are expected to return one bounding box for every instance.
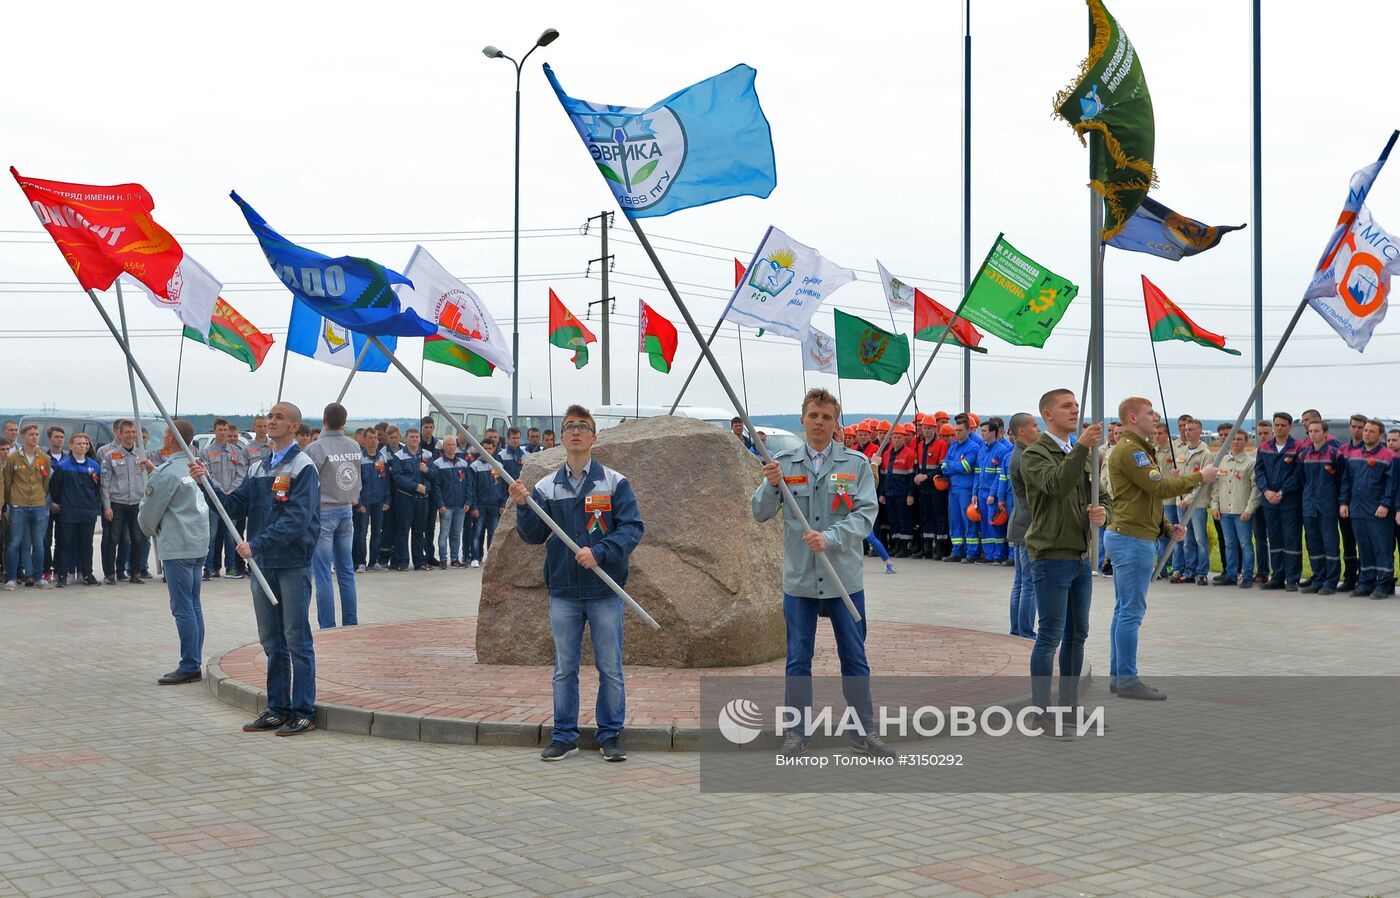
[752,388,894,759]
[303,403,362,629]
[139,419,211,686]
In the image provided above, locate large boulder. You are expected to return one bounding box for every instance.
[476,416,786,667]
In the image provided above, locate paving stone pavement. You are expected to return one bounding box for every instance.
[3,558,1400,898]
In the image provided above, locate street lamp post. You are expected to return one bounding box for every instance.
[484,27,560,426]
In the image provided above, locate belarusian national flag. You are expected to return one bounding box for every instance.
[548,289,596,368]
[914,289,988,353]
[638,299,678,373]
[183,298,275,371]
[833,309,910,384]
[398,245,514,374]
[424,335,494,376]
[1142,275,1240,355]
[11,167,219,335]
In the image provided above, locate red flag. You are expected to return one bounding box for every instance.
[11,167,184,294]
[547,288,597,368]
[638,299,678,373]
[734,258,747,288]
[913,289,987,353]
[1141,275,1241,355]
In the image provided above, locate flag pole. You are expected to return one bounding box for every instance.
[1088,190,1105,573]
[634,310,641,419]
[174,332,186,418]
[547,313,555,429]
[667,315,725,414]
[1146,336,1180,475]
[335,342,370,405]
[1250,0,1264,422]
[960,0,974,413]
[883,301,918,412]
[275,327,291,404]
[1149,129,1400,580]
[735,324,751,410]
[365,335,659,628]
[869,235,1001,463]
[625,216,862,622]
[84,289,280,606]
[112,281,148,464]
[668,239,769,415]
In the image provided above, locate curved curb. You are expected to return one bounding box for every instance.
[204,650,681,751]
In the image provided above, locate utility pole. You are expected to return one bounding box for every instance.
[587,210,615,404]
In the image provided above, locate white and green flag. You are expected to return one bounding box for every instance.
[723,226,856,341]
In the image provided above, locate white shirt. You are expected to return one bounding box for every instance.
[565,459,593,496]
[805,441,833,474]
[1047,432,1073,455]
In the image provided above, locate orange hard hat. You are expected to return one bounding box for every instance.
[856,421,872,433]
[901,423,916,435]
[991,506,1009,526]
[934,410,950,422]
[878,420,892,430]
[966,499,982,522]
[933,475,950,491]
[967,412,980,428]
[939,423,956,436]
[843,426,856,437]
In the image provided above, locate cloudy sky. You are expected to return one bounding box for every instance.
[3,0,1397,422]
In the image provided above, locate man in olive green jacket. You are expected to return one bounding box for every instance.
[1020,388,1106,724]
[1104,397,1218,701]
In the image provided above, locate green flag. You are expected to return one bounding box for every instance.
[1053,0,1156,240]
[833,309,910,384]
[956,236,1079,349]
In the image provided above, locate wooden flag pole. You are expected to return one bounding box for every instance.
[626,216,862,622]
[365,335,659,629]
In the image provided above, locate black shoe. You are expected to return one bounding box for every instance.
[1298,578,1313,589]
[1299,583,1321,594]
[1318,587,1337,596]
[849,733,897,757]
[778,732,808,757]
[1339,581,1357,594]
[1116,682,1167,701]
[54,579,66,589]
[974,557,990,564]
[1371,590,1393,600]
[275,716,316,736]
[103,575,117,585]
[1239,579,1254,589]
[1109,682,1119,693]
[139,570,152,579]
[892,543,909,559]
[82,575,99,586]
[1213,578,1237,587]
[1260,580,1285,591]
[242,711,287,732]
[128,575,145,585]
[1031,711,1075,739]
[1157,569,1173,580]
[909,543,927,559]
[599,737,627,762]
[1351,588,1371,597]
[1195,576,1209,586]
[1285,583,1298,592]
[540,740,578,762]
[157,669,201,685]
[942,555,960,563]
[202,571,214,582]
[961,557,976,564]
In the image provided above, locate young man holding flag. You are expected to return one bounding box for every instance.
[510,405,644,763]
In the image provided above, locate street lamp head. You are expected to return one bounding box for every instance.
[481,45,504,59]
[535,28,560,47]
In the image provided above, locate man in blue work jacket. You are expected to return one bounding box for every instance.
[1256,412,1304,591]
[1340,418,1398,599]
[190,402,320,736]
[753,387,894,759]
[511,404,644,763]
[979,417,1014,564]
[390,428,434,571]
[942,413,985,562]
[1297,419,1345,595]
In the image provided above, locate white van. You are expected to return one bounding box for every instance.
[590,405,737,432]
[428,393,513,441]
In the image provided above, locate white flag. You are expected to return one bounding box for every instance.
[121,252,220,337]
[723,226,856,341]
[801,325,837,374]
[1305,202,1397,353]
[876,259,915,313]
[397,245,515,374]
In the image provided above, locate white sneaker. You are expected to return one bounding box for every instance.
[37,578,52,589]
[470,560,480,568]
[355,564,366,573]
[3,580,15,591]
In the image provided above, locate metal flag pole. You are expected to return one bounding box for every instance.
[84,290,280,605]
[335,342,370,405]
[1149,128,1400,581]
[1088,190,1105,572]
[275,314,292,404]
[735,324,751,411]
[960,0,973,412]
[634,310,641,419]
[365,335,659,628]
[869,236,1000,463]
[112,281,147,463]
[883,299,918,411]
[547,311,555,427]
[1079,322,1094,419]
[1250,0,1264,422]
[625,216,862,622]
[174,331,186,418]
[667,314,727,414]
[1147,335,1180,475]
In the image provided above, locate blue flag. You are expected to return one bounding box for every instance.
[544,63,776,219]
[286,298,395,371]
[231,192,436,337]
[1107,196,1245,261]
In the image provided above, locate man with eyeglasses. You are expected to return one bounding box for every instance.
[510,405,644,763]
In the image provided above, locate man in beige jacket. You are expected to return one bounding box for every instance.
[1171,419,1214,585]
[1210,429,1261,588]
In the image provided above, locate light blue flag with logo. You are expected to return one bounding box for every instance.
[232,191,436,338]
[285,298,395,371]
[543,63,776,219]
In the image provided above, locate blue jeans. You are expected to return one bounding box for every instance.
[1220,514,1256,582]
[163,557,205,674]
[7,505,47,582]
[1029,556,1091,708]
[1183,506,1211,578]
[438,507,466,563]
[1303,513,1341,589]
[548,594,625,745]
[1008,543,1037,638]
[471,506,501,562]
[1161,504,1183,572]
[251,566,316,719]
[313,506,357,628]
[783,591,873,736]
[1105,530,1155,687]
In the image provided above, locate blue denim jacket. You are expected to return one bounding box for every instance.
[221,444,320,569]
[516,460,644,600]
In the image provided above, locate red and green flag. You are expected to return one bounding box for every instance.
[183,297,274,371]
[548,289,596,368]
[833,309,910,384]
[638,299,678,373]
[913,288,987,354]
[1142,275,1240,355]
[424,335,494,376]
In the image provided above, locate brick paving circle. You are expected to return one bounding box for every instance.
[217,617,1032,730]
